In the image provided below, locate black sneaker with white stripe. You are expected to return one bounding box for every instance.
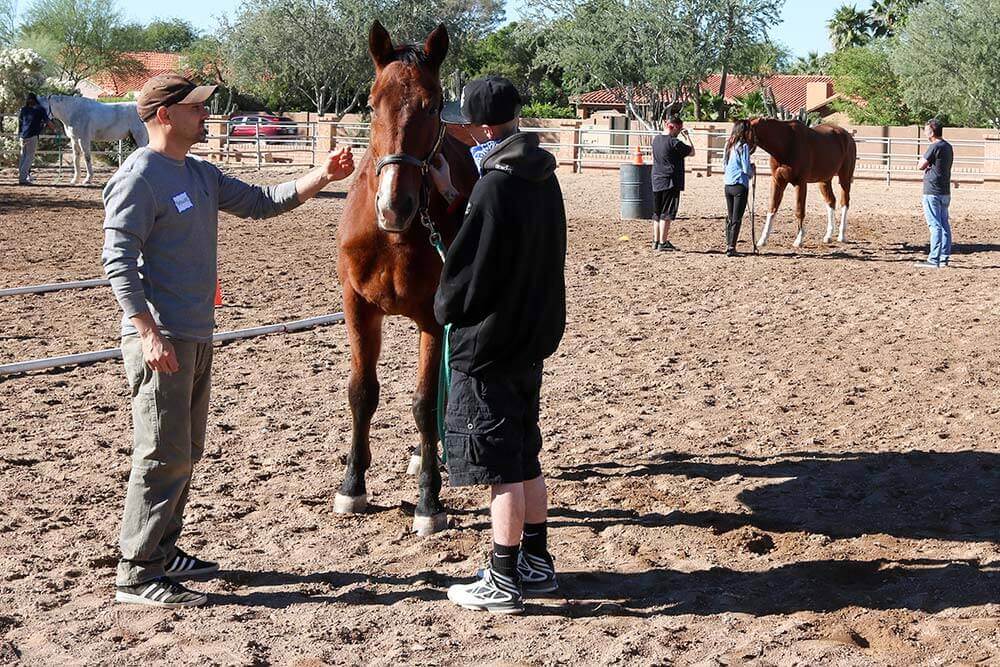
[448,566,524,614]
[517,550,558,594]
[165,548,219,578]
[115,576,207,608]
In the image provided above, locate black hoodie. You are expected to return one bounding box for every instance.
[433,131,567,374]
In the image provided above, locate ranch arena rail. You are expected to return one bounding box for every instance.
[5,115,1000,186]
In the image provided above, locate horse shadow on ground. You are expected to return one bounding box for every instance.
[551,449,1000,543]
[552,557,999,618]
[206,450,1000,616]
[0,193,105,214]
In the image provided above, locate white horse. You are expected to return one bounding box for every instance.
[38,95,149,185]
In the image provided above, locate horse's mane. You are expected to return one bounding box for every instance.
[389,44,430,67]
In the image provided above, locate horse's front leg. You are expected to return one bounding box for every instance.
[334,288,383,515]
[411,327,447,535]
[69,137,80,185]
[81,140,94,186]
[792,183,808,248]
[758,175,787,247]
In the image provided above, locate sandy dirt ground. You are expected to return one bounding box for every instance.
[1,163,999,666]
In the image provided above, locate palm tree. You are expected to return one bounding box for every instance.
[870,0,923,38]
[789,51,828,75]
[827,4,872,50]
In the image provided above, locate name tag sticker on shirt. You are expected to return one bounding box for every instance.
[172,192,194,213]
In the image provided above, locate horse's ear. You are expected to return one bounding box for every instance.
[369,21,394,70]
[423,24,449,72]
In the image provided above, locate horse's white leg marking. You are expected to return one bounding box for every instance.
[758,212,776,247]
[81,138,94,185]
[824,206,835,243]
[69,137,80,184]
[838,206,849,243]
[793,222,806,248]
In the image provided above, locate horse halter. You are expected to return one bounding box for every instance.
[373,111,447,178]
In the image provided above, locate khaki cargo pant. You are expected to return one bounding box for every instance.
[116,335,213,586]
[19,136,38,184]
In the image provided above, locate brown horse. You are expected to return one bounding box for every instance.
[750,118,857,248]
[334,22,477,535]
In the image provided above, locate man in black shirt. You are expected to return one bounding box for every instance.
[17,93,52,185]
[650,114,695,251]
[916,118,954,269]
[429,76,567,614]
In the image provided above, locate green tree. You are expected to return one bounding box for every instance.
[221,0,503,114]
[0,46,45,111]
[829,42,916,125]
[788,50,829,74]
[464,22,567,107]
[114,18,199,52]
[869,0,923,37]
[20,0,140,85]
[827,4,872,50]
[711,0,784,119]
[0,0,17,46]
[891,0,1000,128]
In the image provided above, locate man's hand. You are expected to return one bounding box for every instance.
[296,146,355,202]
[141,331,180,373]
[130,312,179,373]
[428,154,459,203]
[324,147,355,181]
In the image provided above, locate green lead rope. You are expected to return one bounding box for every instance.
[436,323,451,463]
[428,233,450,463]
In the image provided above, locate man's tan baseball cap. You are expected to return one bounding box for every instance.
[137,73,217,122]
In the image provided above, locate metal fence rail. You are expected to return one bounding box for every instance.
[4,116,997,184]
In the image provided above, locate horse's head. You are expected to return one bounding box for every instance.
[367,21,448,233]
[37,95,54,120]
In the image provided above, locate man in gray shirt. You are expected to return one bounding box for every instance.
[103,74,354,607]
[915,118,954,269]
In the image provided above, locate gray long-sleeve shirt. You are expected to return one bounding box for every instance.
[101,147,301,342]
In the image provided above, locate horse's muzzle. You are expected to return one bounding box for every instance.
[376,194,417,233]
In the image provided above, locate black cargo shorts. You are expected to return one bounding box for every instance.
[444,364,544,486]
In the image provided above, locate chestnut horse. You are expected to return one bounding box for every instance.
[334,22,477,535]
[751,118,857,248]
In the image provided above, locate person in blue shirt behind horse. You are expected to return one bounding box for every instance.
[722,119,756,256]
[18,93,53,185]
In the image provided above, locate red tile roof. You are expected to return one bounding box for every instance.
[89,52,183,97]
[576,74,834,113]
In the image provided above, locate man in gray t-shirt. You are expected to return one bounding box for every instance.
[916,118,954,269]
[104,74,354,608]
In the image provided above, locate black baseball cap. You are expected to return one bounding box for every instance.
[441,76,523,126]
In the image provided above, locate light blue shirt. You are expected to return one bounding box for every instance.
[723,142,752,188]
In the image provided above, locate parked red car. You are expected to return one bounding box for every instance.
[228,113,298,139]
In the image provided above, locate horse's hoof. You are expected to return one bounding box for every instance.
[406,454,422,476]
[412,512,448,536]
[823,236,832,244]
[838,236,847,243]
[333,493,368,514]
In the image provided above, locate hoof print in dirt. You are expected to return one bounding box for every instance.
[742,531,776,555]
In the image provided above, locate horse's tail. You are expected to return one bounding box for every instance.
[840,131,857,184]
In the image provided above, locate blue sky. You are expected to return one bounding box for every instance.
[118,0,871,58]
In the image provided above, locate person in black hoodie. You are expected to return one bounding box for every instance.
[429,76,567,614]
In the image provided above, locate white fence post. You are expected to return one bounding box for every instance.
[255,117,262,169]
[886,136,892,185]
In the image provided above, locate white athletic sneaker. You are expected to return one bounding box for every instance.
[447,567,524,614]
[115,576,207,608]
[517,551,558,594]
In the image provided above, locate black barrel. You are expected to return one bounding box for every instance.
[619,163,654,220]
